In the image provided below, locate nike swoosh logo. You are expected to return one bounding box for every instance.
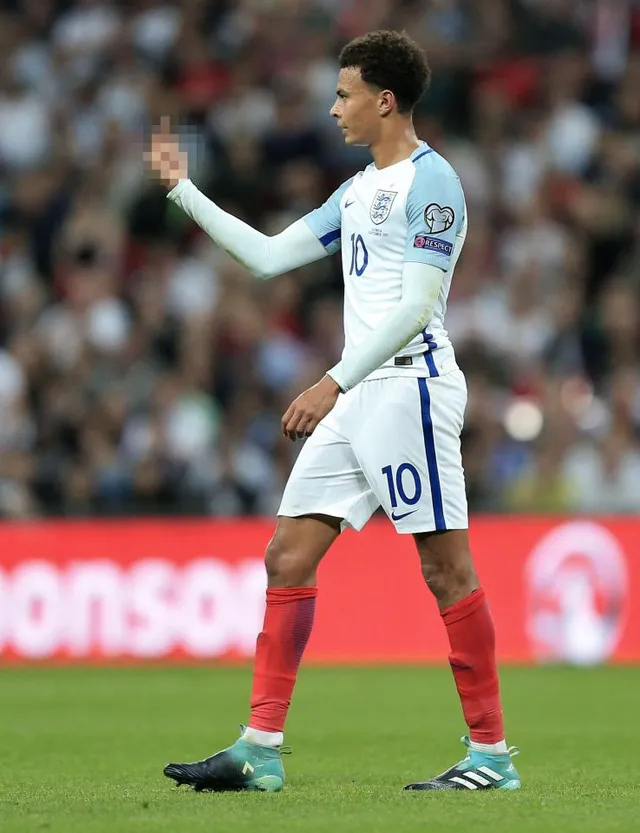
[344,200,355,208]
[449,660,474,671]
[391,509,417,521]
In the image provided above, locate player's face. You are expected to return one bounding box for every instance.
[330,67,386,146]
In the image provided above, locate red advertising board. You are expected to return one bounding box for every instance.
[0,517,636,663]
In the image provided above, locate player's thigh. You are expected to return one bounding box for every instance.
[352,371,468,533]
[278,416,380,533]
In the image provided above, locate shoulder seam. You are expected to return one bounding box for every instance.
[412,148,434,164]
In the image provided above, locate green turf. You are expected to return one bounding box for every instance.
[0,665,638,832]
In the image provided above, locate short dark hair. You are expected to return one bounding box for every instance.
[339,30,431,115]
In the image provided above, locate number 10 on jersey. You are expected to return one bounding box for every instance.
[349,234,369,276]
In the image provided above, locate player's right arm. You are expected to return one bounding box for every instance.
[167,180,327,280]
[147,119,343,280]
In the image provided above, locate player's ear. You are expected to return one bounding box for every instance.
[378,90,395,118]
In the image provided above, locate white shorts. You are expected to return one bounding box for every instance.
[278,368,469,534]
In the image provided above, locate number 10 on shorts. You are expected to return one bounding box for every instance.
[381,463,422,508]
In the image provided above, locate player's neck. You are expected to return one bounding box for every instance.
[370,123,421,170]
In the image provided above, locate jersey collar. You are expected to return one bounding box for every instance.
[370,141,432,172]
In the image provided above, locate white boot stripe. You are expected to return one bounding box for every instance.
[450,776,478,789]
[477,766,504,781]
[465,771,492,786]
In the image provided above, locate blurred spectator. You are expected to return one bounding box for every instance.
[0,61,52,172]
[506,440,576,514]
[0,0,639,518]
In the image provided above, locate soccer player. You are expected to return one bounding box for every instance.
[148,30,521,793]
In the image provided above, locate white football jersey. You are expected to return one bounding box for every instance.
[304,141,467,379]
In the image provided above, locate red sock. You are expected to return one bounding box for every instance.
[441,587,504,744]
[249,587,317,733]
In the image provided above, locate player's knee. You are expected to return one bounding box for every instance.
[264,536,315,588]
[419,552,477,606]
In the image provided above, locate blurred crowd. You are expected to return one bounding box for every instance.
[1,0,640,519]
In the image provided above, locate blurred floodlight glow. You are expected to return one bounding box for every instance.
[504,398,544,442]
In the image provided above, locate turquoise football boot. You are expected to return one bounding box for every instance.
[404,736,521,791]
[164,728,290,793]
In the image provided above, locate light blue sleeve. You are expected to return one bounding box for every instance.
[302,178,353,255]
[404,163,465,269]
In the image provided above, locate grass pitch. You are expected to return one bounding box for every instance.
[0,665,638,832]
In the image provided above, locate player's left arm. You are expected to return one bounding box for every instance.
[281,262,445,438]
[326,170,466,392]
[282,173,465,439]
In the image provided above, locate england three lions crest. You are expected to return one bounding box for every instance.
[370,189,397,225]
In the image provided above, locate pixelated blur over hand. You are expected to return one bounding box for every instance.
[282,375,342,441]
[145,116,189,189]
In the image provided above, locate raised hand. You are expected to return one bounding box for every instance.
[145,116,189,190]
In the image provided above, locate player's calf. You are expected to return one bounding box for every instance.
[164,515,341,795]
[413,530,520,786]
